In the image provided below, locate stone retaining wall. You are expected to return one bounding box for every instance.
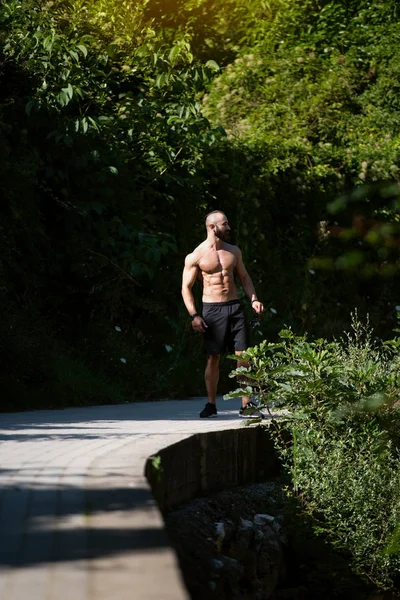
[145,426,280,514]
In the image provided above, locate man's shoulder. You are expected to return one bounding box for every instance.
[186,241,209,262]
[224,242,241,255]
[184,245,203,266]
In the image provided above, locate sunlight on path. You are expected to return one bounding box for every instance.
[0,398,250,600]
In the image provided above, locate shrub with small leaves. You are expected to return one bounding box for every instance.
[225,313,400,589]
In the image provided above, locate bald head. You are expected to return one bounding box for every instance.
[205,210,226,228]
[205,210,231,242]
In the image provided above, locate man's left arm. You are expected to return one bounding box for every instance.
[235,250,264,314]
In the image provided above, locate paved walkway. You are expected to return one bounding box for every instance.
[0,398,245,600]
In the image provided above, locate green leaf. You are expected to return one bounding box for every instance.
[223,386,253,400]
[206,60,220,72]
[43,34,54,52]
[155,72,168,88]
[87,116,99,131]
[278,382,293,392]
[107,166,118,175]
[168,45,180,64]
[25,100,35,116]
[167,116,181,125]
[77,44,87,58]
[279,329,294,339]
[57,90,69,107]
[69,50,79,62]
[63,83,73,100]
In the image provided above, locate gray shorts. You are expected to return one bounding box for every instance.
[202,300,248,356]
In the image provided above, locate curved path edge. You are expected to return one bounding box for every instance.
[0,398,264,600]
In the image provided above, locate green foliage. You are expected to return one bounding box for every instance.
[287,421,400,589]
[0,0,223,408]
[225,312,400,418]
[226,314,400,587]
[203,0,400,288]
[3,0,400,409]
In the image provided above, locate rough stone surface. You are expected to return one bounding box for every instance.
[165,481,287,600]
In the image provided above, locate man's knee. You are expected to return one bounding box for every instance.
[235,350,247,364]
[206,354,220,374]
[207,353,220,367]
[235,351,249,383]
[237,358,248,367]
[205,354,220,383]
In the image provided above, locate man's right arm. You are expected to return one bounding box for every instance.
[181,254,208,333]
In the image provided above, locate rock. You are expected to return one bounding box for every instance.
[215,521,225,552]
[257,526,285,581]
[210,558,224,570]
[229,517,255,561]
[238,517,255,547]
[271,520,281,534]
[219,555,243,590]
[254,513,275,526]
[222,519,236,545]
[240,517,254,529]
[221,555,241,571]
[215,522,225,536]
[165,480,287,600]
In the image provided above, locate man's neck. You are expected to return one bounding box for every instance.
[206,233,223,250]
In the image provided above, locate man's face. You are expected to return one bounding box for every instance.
[214,215,231,241]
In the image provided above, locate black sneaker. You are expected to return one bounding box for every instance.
[200,402,217,418]
[239,401,265,419]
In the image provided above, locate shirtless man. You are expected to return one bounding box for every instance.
[181,210,264,418]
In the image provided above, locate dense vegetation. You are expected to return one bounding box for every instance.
[226,314,400,591]
[2,0,400,409]
[3,2,400,591]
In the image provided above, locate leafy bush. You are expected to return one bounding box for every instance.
[226,311,400,419]
[287,420,400,588]
[225,314,400,588]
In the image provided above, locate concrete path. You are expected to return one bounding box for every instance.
[0,398,246,600]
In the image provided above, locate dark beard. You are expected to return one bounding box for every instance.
[215,226,231,242]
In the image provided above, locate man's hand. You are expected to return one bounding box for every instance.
[252,301,264,315]
[192,316,208,333]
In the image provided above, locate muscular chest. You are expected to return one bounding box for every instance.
[199,249,237,275]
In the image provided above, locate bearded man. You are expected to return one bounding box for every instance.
[181,210,264,418]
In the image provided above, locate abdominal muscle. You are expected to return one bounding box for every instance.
[201,270,238,303]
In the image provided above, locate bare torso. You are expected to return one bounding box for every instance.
[191,240,239,302]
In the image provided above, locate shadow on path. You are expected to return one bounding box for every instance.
[0,482,169,567]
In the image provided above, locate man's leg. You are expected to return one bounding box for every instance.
[235,350,264,418]
[235,350,250,409]
[200,354,220,418]
[205,353,220,405]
